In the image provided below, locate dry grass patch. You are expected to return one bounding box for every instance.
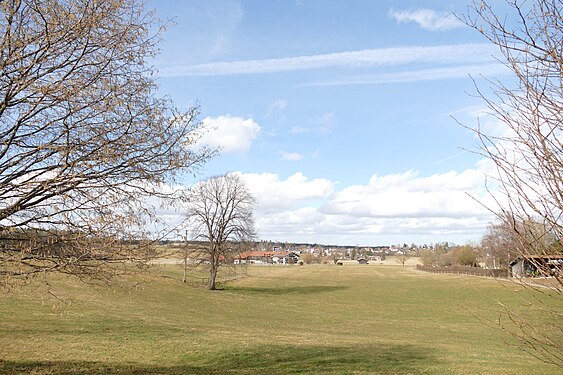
[0,263,559,374]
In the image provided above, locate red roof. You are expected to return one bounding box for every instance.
[237,251,292,259]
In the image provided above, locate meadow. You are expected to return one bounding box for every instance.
[0,261,560,374]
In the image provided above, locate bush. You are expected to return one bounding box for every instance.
[300,252,314,264]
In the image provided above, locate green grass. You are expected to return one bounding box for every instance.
[0,263,560,374]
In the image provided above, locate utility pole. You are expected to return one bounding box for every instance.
[183,229,188,283]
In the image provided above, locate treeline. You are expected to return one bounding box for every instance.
[0,227,157,283]
[418,244,479,267]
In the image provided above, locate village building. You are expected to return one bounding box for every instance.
[234,251,299,265]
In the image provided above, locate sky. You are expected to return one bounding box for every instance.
[149,0,514,247]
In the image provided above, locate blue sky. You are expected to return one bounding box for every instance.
[150,0,512,246]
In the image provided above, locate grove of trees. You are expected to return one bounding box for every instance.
[419,243,478,267]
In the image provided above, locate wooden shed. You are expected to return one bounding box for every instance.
[509,255,563,278]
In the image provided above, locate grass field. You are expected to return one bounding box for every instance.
[0,262,560,374]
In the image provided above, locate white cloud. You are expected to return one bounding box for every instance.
[321,169,490,219]
[234,166,496,245]
[237,172,334,212]
[389,8,465,31]
[158,44,495,77]
[198,115,261,153]
[449,104,516,144]
[280,152,303,161]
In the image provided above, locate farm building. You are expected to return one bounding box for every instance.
[509,255,563,278]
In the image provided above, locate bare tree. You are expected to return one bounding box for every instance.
[419,248,436,266]
[450,245,478,267]
[463,0,562,367]
[481,221,517,269]
[395,254,411,267]
[0,0,213,284]
[186,174,255,290]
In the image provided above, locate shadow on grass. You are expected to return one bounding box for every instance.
[0,343,438,374]
[223,285,348,295]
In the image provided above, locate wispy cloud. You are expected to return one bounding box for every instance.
[206,1,244,57]
[311,112,336,133]
[280,152,303,161]
[304,63,509,86]
[291,112,337,134]
[158,44,495,77]
[389,8,465,31]
[265,99,288,118]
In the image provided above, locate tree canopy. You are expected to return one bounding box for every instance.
[186,173,255,290]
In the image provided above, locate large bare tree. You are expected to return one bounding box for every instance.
[186,173,255,290]
[464,0,562,367]
[480,221,516,269]
[0,0,212,283]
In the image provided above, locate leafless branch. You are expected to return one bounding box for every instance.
[462,0,562,367]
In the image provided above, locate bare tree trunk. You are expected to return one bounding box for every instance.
[208,262,218,290]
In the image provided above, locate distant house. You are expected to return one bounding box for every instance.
[509,255,563,278]
[272,252,299,264]
[357,258,369,265]
[235,251,299,265]
[234,251,274,264]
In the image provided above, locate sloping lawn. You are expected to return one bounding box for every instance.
[0,263,559,374]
